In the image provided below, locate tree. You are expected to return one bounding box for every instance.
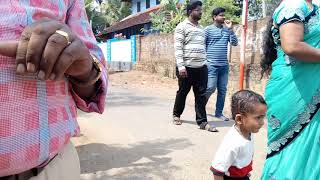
[233,0,263,20]
[234,0,282,20]
[201,0,241,26]
[85,0,131,35]
[150,0,241,33]
[101,0,131,26]
[263,0,282,16]
[148,0,188,33]
[149,0,281,34]
[85,0,108,34]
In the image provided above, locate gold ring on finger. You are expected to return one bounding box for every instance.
[55,30,71,45]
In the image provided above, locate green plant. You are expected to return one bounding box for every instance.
[85,0,131,35]
[149,0,280,34]
[201,0,241,26]
[234,0,282,19]
[101,0,131,26]
[149,0,189,33]
[150,0,241,33]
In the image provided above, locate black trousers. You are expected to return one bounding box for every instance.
[223,175,250,180]
[173,65,208,125]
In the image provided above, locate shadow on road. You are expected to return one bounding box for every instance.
[209,121,234,128]
[77,90,161,117]
[106,91,158,107]
[77,138,193,179]
[180,120,197,125]
[182,118,234,128]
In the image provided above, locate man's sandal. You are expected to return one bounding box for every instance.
[173,116,182,125]
[200,122,218,132]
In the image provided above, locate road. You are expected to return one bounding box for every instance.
[72,72,267,180]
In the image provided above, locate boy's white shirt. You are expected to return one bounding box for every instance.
[211,125,254,176]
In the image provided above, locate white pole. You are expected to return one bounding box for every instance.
[262,0,267,17]
[239,0,249,90]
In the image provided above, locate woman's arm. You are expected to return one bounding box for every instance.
[280,21,320,62]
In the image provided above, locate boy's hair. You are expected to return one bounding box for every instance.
[187,1,203,16]
[231,90,266,120]
[212,7,226,17]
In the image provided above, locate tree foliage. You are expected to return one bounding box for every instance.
[200,0,241,26]
[148,0,188,33]
[150,0,283,33]
[150,0,241,33]
[85,0,107,34]
[264,0,282,16]
[101,0,131,26]
[235,0,282,19]
[85,0,131,35]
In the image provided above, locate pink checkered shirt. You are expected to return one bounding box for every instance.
[0,0,107,176]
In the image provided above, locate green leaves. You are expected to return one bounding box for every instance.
[234,0,282,20]
[150,0,241,33]
[149,0,282,33]
[200,0,241,26]
[85,0,131,35]
[148,0,188,33]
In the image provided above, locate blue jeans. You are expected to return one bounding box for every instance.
[206,65,229,117]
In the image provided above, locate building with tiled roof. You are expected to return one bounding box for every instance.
[97,0,184,40]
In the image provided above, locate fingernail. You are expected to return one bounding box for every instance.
[49,73,55,80]
[27,63,35,72]
[37,70,45,80]
[16,64,26,74]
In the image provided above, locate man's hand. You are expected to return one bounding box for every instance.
[0,41,18,57]
[213,175,224,180]
[179,68,188,78]
[224,20,233,30]
[0,18,93,81]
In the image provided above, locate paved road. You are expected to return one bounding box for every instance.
[72,84,267,180]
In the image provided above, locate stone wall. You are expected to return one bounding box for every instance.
[228,17,269,95]
[135,33,176,78]
[230,18,268,65]
[135,17,270,95]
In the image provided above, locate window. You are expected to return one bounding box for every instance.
[137,2,141,12]
[146,0,150,8]
[156,0,160,5]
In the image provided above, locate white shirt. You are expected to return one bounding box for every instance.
[211,125,254,177]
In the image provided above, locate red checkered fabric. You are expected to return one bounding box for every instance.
[0,0,107,176]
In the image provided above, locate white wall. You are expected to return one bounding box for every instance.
[131,0,185,14]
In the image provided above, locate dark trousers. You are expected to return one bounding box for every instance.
[173,65,208,125]
[223,175,250,180]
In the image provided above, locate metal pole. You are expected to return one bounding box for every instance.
[262,0,267,17]
[239,0,249,90]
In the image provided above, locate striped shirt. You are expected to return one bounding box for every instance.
[205,24,238,66]
[0,0,107,176]
[174,19,207,71]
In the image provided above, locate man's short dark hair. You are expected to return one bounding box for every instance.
[186,1,202,16]
[212,7,225,17]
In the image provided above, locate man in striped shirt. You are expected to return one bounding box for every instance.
[172,1,217,132]
[205,7,238,121]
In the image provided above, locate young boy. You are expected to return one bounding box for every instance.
[210,90,267,180]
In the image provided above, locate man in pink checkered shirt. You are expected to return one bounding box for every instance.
[0,0,107,179]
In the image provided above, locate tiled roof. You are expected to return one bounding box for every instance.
[101,5,161,34]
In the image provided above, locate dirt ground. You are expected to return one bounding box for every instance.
[108,71,233,116]
[72,70,267,180]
